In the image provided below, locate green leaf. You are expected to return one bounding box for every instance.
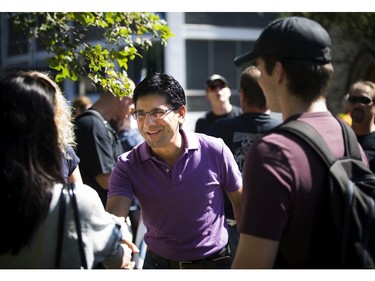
[9,12,173,97]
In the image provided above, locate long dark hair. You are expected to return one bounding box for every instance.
[0,72,64,255]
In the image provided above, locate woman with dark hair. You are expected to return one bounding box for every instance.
[0,72,137,269]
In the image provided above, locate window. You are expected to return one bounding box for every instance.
[185,12,278,28]
[186,39,254,90]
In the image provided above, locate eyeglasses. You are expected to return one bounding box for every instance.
[347,95,374,106]
[132,108,175,121]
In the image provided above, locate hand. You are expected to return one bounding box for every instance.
[120,243,136,269]
[120,237,140,269]
[121,237,140,254]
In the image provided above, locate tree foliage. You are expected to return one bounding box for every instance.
[282,13,375,42]
[10,12,174,97]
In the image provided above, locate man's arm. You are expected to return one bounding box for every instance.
[106,195,132,221]
[106,196,139,262]
[95,173,111,190]
[231,233,279,269]
[106,196,139,256]
[226,187,243,228]
[106,196,132,240]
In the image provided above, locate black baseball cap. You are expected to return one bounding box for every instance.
[206,74,228,86]
[234,16,332,67]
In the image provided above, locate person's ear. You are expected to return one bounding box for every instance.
[274,61,286,83]
[177,105,186,124]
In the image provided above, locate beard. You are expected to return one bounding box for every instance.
[350,109,365,123]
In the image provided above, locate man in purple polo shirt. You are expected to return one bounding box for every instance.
[106,72,243,269]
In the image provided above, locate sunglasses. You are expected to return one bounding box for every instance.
[347,95,374,106]
[207,82,226,90]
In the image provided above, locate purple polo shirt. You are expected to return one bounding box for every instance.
[108,129,242,261]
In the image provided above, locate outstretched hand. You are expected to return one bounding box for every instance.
[120,238,140,269]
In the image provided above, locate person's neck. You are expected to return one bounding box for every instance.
[243,104,270,114]
[211,102,233,116]
[91,100,113,122]
[281,96,328,121]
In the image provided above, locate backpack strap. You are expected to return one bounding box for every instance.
[77,108,115,132]
[277,117,362,167]
[76,108,118,146]
[77,108,110,129]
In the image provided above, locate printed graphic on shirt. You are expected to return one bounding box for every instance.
[233,132,264,171]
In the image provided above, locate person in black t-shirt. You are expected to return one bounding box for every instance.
[347,80,375,172]
[195,74,242,134]
[75,80,133,207]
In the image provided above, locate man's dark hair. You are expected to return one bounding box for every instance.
[133,72,186,109]
[262,55,334,103]
[240,66,266,108]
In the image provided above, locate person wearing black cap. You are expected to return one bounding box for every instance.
[231,17,369,268]
[195,74,242,134]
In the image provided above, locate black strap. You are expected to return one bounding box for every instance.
[277,117,362,167]
[77,108,116,135]
[55,186,67,268]
[55,184,88,269]
[76,108,118,148]
[68,183,88,269]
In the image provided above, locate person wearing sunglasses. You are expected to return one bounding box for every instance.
[106,72,243,269]
[195,74,242,134]
[347,80,375,172]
